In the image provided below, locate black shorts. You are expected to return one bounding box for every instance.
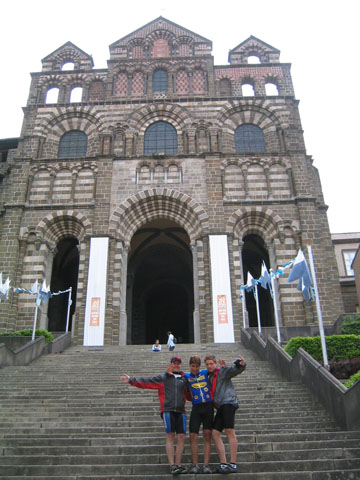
[162,411,186,434]
[212,404,237,432]
[189,402,214,434]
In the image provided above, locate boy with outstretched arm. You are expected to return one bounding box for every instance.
[205,353,246,474]
[120,355,191,475]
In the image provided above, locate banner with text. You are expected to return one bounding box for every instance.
[83,237,109,346]
[209,235,235,343]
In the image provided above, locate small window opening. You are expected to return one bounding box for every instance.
[265,83,279,96]
[70,87,83,103]
[242,84,255,96]
[248,55,261,64]
[45,87,59,104]
[62,62,75,71]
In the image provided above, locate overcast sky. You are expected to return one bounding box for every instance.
[1,0,358,234]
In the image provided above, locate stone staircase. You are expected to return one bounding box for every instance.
[0,342,359,479]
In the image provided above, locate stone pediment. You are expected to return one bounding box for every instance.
[109,16,212,60]
[228,35,280,64]
[41,41,94,72]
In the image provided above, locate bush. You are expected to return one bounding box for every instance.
[285,334,360,362]
[1,329,54,344]
[341,315,360,336]
[344,369,360,388]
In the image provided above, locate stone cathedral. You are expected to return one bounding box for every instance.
[0,17,344,346]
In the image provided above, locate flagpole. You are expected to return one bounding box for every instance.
[31,283,40,341]
[307,245,329,368]
[270,269,281,344]
[254,283,262,334]
[65,287,72,332]
[241,291,247,328]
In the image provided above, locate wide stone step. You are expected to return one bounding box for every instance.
[2,446,360,466]
[1,458,360,476]
[0,343,359,478]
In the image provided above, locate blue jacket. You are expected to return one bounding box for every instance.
[185,369,212,404]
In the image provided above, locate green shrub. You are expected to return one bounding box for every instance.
[1,329,54,344]
[285,335,360,362]
[344,369,360,388]
[341,315,360,336]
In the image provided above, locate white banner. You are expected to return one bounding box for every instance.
[209,235,235,343]
[83,237,109,346]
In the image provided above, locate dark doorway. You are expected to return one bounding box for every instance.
[127,219,194,344]
[242,234,274,328]
[48,237,79,332]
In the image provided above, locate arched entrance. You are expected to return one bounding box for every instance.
[242,234,274,328]
[48,237,79,332]
[127,219,194,344]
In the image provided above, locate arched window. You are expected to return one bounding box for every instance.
[152,69,168,93]
[62,62,74,71]
[248,55,261,64]
[70,87,83,103]
[235,125,265,153]
[45,87,59,104]
[265,82,279,96]
[58,130,88,158]
[144,121,177,155]
[242,83,255,96]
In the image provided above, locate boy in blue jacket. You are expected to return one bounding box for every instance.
[184,355,215,474]
[205,353,246,474]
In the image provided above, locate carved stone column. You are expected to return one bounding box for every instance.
[191,241,201,343]
[119,242,129,345]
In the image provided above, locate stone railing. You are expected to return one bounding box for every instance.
[241,328,360,431]
[0,332,71,367]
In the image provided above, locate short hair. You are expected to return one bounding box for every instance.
[204,354,216,363]
[189,355,201,366]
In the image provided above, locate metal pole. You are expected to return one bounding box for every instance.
[254,283,262,334]
[65,287,72,332]
[270,269,281,344]
[31,284,40,341]
[241,291,247,328]
[307,245,328,368]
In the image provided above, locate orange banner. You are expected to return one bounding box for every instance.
[217,295,228,324]
[90,297,100,326]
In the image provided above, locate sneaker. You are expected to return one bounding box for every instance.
[202,464,212,474]
[228,463,237,473]
[188,464,201,474]
[214,463,233,474]
[170,464,188,475]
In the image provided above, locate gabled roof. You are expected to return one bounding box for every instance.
[41,41,93,65]
[229,35,280,55]
[110,16,212,47]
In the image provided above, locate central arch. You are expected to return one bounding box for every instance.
[127,219,194,344]
[109,188,209,345]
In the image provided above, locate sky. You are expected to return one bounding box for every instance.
[1,0,359,234]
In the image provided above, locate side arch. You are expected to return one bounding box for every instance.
[226,206,285,241]
[35,210,92,248]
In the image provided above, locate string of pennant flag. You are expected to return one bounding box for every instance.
[0,274,70,305]
[240,249,314,302]
[0,249,314,305]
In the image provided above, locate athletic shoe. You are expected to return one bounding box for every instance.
[214,463,233,474]
[188,464,201,474]
[228,463,238,473]
[170,464,188,475]
[202,464,212,474]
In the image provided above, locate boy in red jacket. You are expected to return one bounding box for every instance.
[121,355,191,475]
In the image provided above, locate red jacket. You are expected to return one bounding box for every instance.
[130,371,191,414]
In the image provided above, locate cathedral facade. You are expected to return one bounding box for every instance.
[0,18,344,345]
